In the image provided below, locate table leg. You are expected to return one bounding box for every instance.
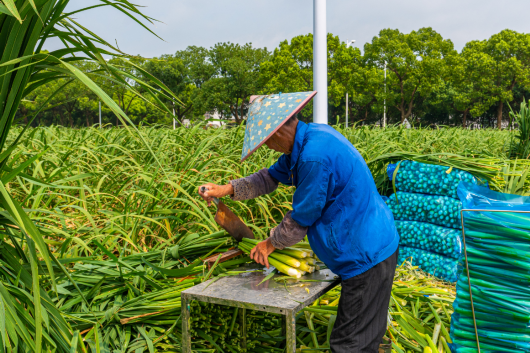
[239,308,247,351]
[286,310,296,353]
[282,314,287,337]
[181,294,191,353]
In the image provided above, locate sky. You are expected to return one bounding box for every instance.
[47,0,530,57]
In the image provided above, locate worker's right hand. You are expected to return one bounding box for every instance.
[198,183,234,207]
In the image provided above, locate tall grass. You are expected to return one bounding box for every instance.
[2,124,523,258]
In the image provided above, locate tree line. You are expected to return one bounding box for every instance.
[18,28,530,129]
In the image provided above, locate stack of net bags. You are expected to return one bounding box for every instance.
[451,182,530,353]
[384,161,483,282]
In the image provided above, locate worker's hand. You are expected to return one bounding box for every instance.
[250,238,276,269]
[198,183,234,207]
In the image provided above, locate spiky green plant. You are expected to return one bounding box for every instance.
[509,99,530,159]
[0,1,180,351]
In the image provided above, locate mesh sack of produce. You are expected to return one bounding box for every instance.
[398,246,459,282]
[450,182,530,352]
[387,160,484,199]
[386,191,462,229]
[395,220,462,259]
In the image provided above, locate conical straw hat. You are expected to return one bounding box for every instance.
[241,91,317,162]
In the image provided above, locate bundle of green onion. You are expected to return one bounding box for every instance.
[238,238,318,278]
[451,185,530,352]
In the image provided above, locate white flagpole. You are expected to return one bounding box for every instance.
[313,0,327,124]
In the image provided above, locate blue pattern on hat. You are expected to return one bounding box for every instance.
[241,91,316,162]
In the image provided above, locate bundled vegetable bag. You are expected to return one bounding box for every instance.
[386,191,462,229]
[395,220,462,259]
[450,182,530,352]
[398,246,459,282]
[387,160,484,199]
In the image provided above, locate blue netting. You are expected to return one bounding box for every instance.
[387,160,484,199]
[395,221,462,259]
[398,246,459,282]
[450,182,530,352]
[386,192,462,229]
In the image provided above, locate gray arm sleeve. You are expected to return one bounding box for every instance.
[269,211,308,250]
[229,168,279,201]
[229,169,307,249]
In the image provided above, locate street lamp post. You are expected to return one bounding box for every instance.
[345,39,355,129]
[313,0,327,124]
[173,100,176,130]
[383,61,387,128]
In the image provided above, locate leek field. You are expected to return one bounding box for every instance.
[1,124,527,352]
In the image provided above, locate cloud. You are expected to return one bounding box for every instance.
[46,0,530,57]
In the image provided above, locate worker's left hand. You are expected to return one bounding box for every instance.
[250,238,276,269]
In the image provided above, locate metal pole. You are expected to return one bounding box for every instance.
[345,40,354,129]
[286,310,297,353]
[98,101,101,128]
[181,294,191,353]
[313,0,327,124]
[173,100,176,130]
[383,61,387,127]
[239,308,247,350]
[346,92,348,127]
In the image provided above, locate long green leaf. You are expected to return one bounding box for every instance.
[1,0,22,23]
[69,330,79,353]
[0,293,5,351]
[26,236,42,353]
[0,3,11,16]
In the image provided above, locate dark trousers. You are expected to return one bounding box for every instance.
[330,248,398,353]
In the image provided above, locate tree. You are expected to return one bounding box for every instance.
[483,30,530,129]
[176,46,217,89]
[78,93,100,127]
[259,34,313,121]
[365,28,457,123]
[105,57,148,126]
[449,41,497,127]
[145,54,197,125]
[260,34,314,94]
[21,72,92,127]
[260,33,345,122]
[329,39,384,124]
[195,43,270,124]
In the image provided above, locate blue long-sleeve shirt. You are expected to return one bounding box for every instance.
[233,121,399,279]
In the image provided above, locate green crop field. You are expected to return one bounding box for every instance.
[4,124,520,255]
[0,124,527,352]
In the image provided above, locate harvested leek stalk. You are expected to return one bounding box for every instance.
[299,261,315,273]
[242,238,313,258]
[238,242,302,278]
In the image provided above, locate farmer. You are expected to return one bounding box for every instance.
[198,91,398,353]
